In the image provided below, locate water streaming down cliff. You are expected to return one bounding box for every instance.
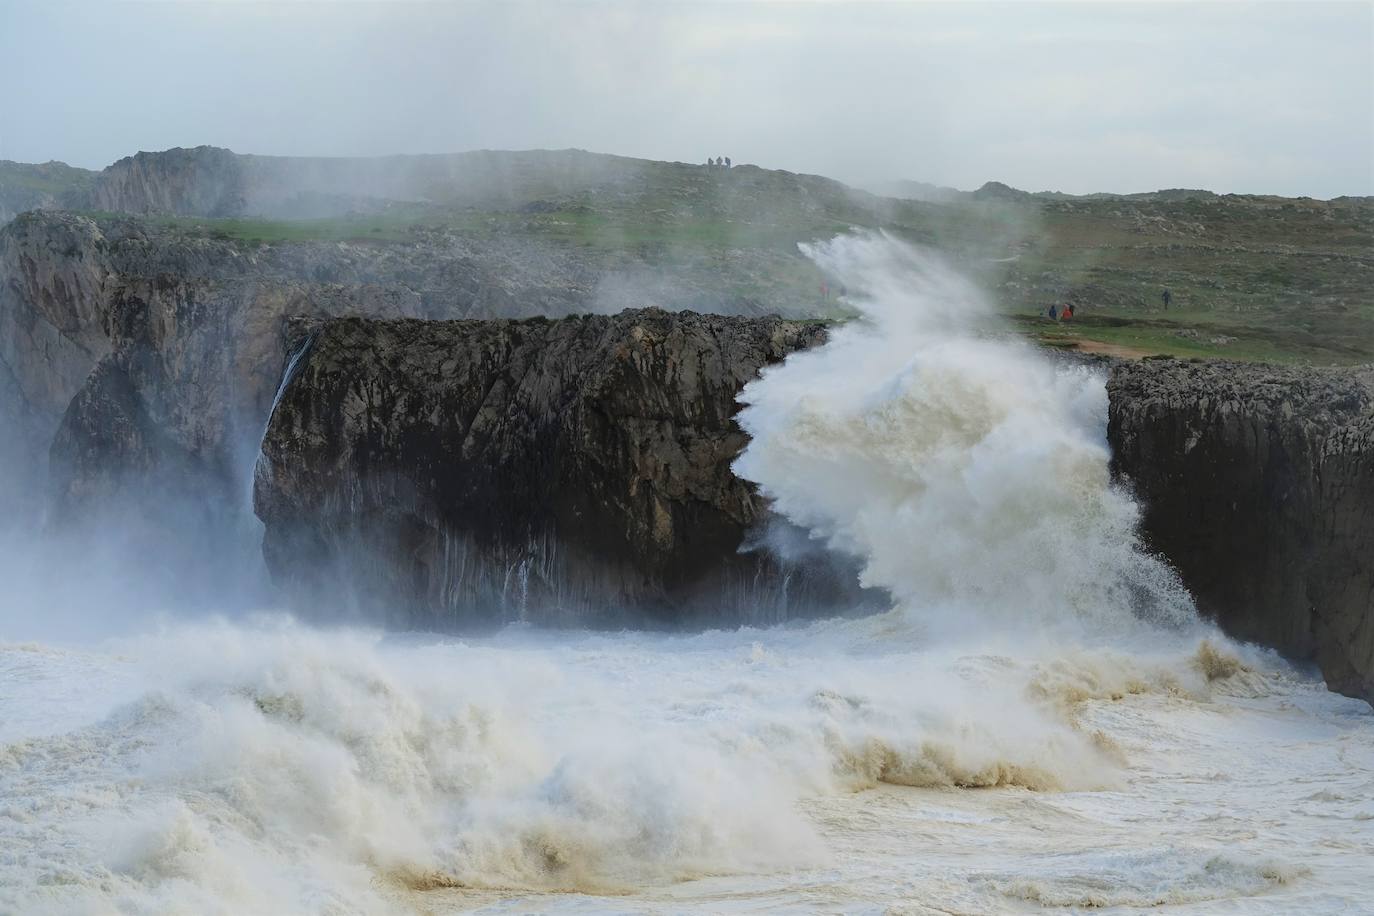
[250,332,316,499]
[1,234,1371,914]
[251,310,852,627]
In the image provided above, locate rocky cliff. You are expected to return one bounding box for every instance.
[0,213,114,517]
[0,160,96,225]
[1108,358,1374,700]
[86,147,250,217]
[254,310,868,626]
[0,212,425,523]
[1,207,803,528]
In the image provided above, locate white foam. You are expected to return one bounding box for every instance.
[3,621,1369,914]
[734,231,1195,640]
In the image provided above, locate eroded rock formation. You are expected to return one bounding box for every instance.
[1108,358,1374,701]
[0,212,428,522]
[254,310,868,626]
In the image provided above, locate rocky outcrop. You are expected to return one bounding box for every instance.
[0,213,113,429]
[254,310,868,626]
[0,160,96,225]
[1108,358,1374,701]
[86,147,249,217]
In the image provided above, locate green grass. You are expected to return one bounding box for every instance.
[1011,311,1373,364]
[102,205,855,251]
[137,211,426,243]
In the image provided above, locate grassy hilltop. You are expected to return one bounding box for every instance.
[1004,190,1373,363]
[21,147,1372,363]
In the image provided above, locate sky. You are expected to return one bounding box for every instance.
[1,0,1371,197]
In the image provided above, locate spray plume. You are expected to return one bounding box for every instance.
[735,231,1196,640]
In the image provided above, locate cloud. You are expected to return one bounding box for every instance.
[0,0,1368,196]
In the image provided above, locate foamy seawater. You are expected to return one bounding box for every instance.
[1,618,1371,914]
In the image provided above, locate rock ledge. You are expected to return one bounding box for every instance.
[1108,357,1374,700]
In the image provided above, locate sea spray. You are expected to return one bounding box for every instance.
[2,616,1332,914]
[735,231,1196,638]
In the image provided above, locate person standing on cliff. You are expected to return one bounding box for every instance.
[1162,288,1172,310]
[725,156,732,168]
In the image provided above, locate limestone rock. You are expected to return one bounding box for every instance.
[254,310,867,626]
[1108,358,1374,701]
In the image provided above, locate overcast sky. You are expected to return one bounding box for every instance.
[2,1,1370,196]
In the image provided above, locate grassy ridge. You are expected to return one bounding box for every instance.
[0,160,96,197]
[80,155,1372,363]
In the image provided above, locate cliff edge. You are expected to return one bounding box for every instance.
[1108,358,1374,700]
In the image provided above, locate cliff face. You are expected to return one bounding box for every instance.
[0,213,114,417]
[254,310,866,626]
[0,214,114,516]
[0,213,615,521]
[44,278,415,522]
[1108,358,1374,701]
[85,147,249,217]
[0,213,411,521]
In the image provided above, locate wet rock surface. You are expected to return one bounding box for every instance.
[254,310,871,626]
[1108,358,1374,701]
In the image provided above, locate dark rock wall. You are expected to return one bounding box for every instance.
[254,310,868,627]
[0,205,831,536]
[1108,358,1374,700]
